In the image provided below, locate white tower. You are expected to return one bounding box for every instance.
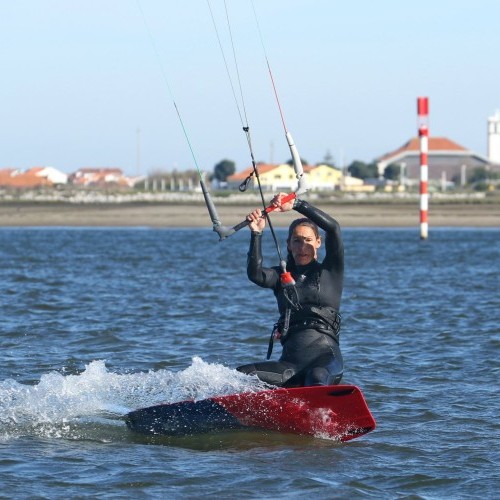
[487,111,500,164]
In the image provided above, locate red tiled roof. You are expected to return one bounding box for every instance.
[227,164,276,181]
[0,169,52,187]
[0,169,17,183]
[378,137,468,162]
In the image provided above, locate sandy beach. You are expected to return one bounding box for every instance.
[0,201,499,228]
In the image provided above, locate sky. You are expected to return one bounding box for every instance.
[1,0,499,176]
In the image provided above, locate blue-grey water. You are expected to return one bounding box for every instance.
[0,226,498,498]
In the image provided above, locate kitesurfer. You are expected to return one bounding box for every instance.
[237,193,344,387]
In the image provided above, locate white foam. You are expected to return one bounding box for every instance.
[0,357,269,440]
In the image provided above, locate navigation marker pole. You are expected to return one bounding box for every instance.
[417,97,429,240]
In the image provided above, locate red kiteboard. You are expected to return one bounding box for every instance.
[126,385,376,442]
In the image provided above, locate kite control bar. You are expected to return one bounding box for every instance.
[201,178,297,241]
[228,192,297,236]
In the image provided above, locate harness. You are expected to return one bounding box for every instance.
[267,287,342,359]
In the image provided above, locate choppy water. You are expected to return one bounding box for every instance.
[0,226,498,498]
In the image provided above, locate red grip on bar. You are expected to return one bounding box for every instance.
[264,192,297,214]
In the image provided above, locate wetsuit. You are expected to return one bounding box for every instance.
[237,199,344,387]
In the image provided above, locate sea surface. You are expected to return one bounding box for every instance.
[0,226,498,499]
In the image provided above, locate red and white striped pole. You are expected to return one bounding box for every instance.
[417,97,429,240]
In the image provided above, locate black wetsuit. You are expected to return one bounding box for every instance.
[237,199,344,387]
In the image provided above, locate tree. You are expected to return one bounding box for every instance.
[384,163,401,181]
[213,159,236,182]
[347,160,378,180]
[469,167,499,190]
[469,167,488,183]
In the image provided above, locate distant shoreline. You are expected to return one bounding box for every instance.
[1,200,499,228]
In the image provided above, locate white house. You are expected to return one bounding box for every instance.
[35,166,68,185]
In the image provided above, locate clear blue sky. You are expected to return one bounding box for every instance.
[1,0,499,176]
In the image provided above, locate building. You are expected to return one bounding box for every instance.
[307,164,343,190]
[375,137,490,185]
[343,175,376,192]
[227,163,300,192]
[34,166,68,185]
[69,168,133,187]
[226,163,343,191]
[488,111,500,165]
[0,166,67,188]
